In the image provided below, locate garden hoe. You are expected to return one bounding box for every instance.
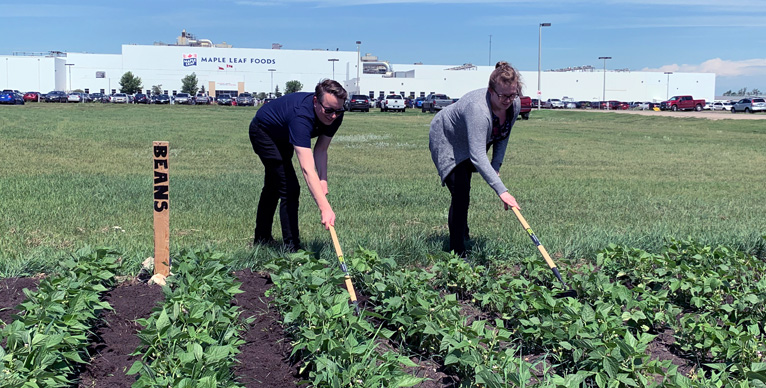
[511,207,578,299]
[329,225,362,315]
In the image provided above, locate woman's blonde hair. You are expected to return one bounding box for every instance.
[488,61,523,94]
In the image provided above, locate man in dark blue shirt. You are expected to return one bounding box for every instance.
[249,79,347,251]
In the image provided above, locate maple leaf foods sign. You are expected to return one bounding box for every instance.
[183,53,275,67]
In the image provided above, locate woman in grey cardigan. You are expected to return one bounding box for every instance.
[429,61,522,257]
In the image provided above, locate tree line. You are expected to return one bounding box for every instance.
[118,71,303,98]
[721,87,762,97]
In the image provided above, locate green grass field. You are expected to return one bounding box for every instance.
[1,103,764,276]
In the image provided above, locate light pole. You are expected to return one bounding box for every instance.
[268,68,276,97]
[488,34,492,66]
[328,58,339,80]
[664,71,673,100]
[355,41,361,91]
[537,23,551,109]
[65,63,74,92]
[599,56,611,109]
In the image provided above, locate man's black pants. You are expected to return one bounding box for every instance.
[249,124,301,249]
[444,159,474,256]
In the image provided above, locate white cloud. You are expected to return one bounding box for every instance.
[642,58,766,77]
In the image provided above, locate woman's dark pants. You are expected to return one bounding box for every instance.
[444,160,474,256]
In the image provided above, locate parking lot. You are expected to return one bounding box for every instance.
[589,108,766,120]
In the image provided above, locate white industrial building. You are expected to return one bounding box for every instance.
[1,40,715,103]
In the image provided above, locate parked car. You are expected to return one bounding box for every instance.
[133,93,149,104]
[45,90,68,103]
[88,92,107,103]
[174,92,193,105]
[0,90,25,105]
[611,101,629,110]
[23,91,40,102]
[519,96,532,120]
[660,95,705,111]
[67,92,86,103]
[543,98,563,109]
[561,97,576,109]
[345,94,370,112]
[111,93,129,103]
[195,93,210,105]
[421,93,452,112]
[632,101,653,110]
[381,94,406,112]
[154,94,171,104]
[413,97,425,108]
[711,101,732,111]
[217,94,233,105]
[731,97,766,113]
[235,92,254,106]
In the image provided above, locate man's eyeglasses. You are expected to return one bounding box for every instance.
[318,100,345,115]
[494,90,519,101]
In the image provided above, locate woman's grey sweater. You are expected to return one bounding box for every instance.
[428,87,520,195]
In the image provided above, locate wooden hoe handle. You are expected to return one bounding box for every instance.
[329,225,359,304]
[511,207,559,271]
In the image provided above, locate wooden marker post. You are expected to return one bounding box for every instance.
[153,141,170,277]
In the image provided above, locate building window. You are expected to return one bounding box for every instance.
[400,91,405,96]
[111,89,116,94]
[100,89,105,94]
[420,92,426,97]
[163,90,168,95]
[84,88,90,94]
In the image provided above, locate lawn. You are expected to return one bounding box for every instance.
[0,103,764,276]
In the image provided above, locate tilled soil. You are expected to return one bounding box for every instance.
[0,272,695,386]
[78,280,164,387]
[0,273,304,388]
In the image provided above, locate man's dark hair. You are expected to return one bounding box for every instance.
[315,79,348,103]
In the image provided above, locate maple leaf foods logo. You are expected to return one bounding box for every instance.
[183,53,197,67]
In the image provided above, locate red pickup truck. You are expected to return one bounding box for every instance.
[519,96,532,119]
[660,95,705,111]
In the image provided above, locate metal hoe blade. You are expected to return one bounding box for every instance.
[512,207,578,299]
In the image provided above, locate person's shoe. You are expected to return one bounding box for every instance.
[253,235,277,247]
[451,249,468,259]
[284,240,302,253]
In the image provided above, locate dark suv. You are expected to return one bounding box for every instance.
[45,91,68,102]
[236,93,254,106]
[134,93,149,104]
[345,95,370,112]
[217,94,233,105]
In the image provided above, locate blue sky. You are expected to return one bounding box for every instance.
[3,0,765,95]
